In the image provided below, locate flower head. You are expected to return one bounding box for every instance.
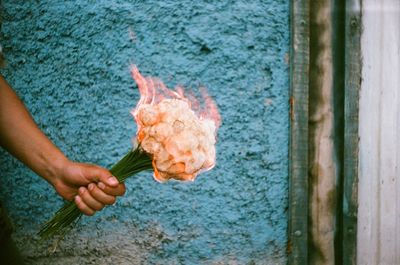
[131,66,220,182]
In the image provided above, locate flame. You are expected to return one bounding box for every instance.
[130,65,221,182]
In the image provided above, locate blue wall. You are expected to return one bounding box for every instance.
[0,1,289,264]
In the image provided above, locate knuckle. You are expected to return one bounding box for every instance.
[92,189,104,200]
[97,169,110,181]
[100,186,111,194]
[106,196,116,205]
[84,210,94,216]
[120,185,126,195]
[93,203,104,211]
[82,196,91,206]
[85,197,103,211]
[89,186,101,196]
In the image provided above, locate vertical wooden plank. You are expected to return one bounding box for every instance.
[288,0,309,264]
[357,2,382,263]
[357,1,382,264]
[308,1,337,264]
[342,0,361,265]
[358,0,400,264]
[377,3,400,263]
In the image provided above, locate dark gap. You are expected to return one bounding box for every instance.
[332,0,346,264]
[308,1,322,262]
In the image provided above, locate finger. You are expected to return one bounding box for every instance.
[87,183,116,205]
[75,195,95,216]
[83,165,119,188]
[97,182,126,196]
[79,185,104,211]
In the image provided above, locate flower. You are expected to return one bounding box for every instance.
[39,65,220,241]
[131,65,220,182]
[136,98,217,182]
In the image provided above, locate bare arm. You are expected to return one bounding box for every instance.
[0,75,68,182]
[0,75,125,215]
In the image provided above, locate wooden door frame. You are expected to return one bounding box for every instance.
[288,1,361,264]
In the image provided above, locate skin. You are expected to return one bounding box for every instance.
[0,75,126,216]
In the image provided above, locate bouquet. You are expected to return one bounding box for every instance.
[39,66,220,240]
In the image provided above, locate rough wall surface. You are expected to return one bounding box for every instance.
[0,1,289,264]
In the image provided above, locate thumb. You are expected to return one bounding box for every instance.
[83,164,119,187]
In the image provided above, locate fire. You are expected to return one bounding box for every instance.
[130,66,221,182]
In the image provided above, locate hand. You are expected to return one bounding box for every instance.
[0,77,125,216]
[51,160,126,216]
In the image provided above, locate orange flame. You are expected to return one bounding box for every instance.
[130,65,221,182]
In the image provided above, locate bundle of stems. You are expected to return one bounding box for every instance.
[38,145,153,240]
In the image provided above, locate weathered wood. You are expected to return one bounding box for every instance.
[308,1,337,264]
[358,1,400,264]
[288,0,309,264]
[342,1,361,265]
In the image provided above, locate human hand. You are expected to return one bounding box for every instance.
[51,160,126,216]
[0,76,126,216]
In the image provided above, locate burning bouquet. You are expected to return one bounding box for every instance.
[39,66,220,240]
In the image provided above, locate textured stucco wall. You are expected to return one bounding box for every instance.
[0,1,289,264]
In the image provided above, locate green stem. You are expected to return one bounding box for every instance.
[38,146,153,240]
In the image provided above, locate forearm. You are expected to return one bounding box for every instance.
[0,75,68,184]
